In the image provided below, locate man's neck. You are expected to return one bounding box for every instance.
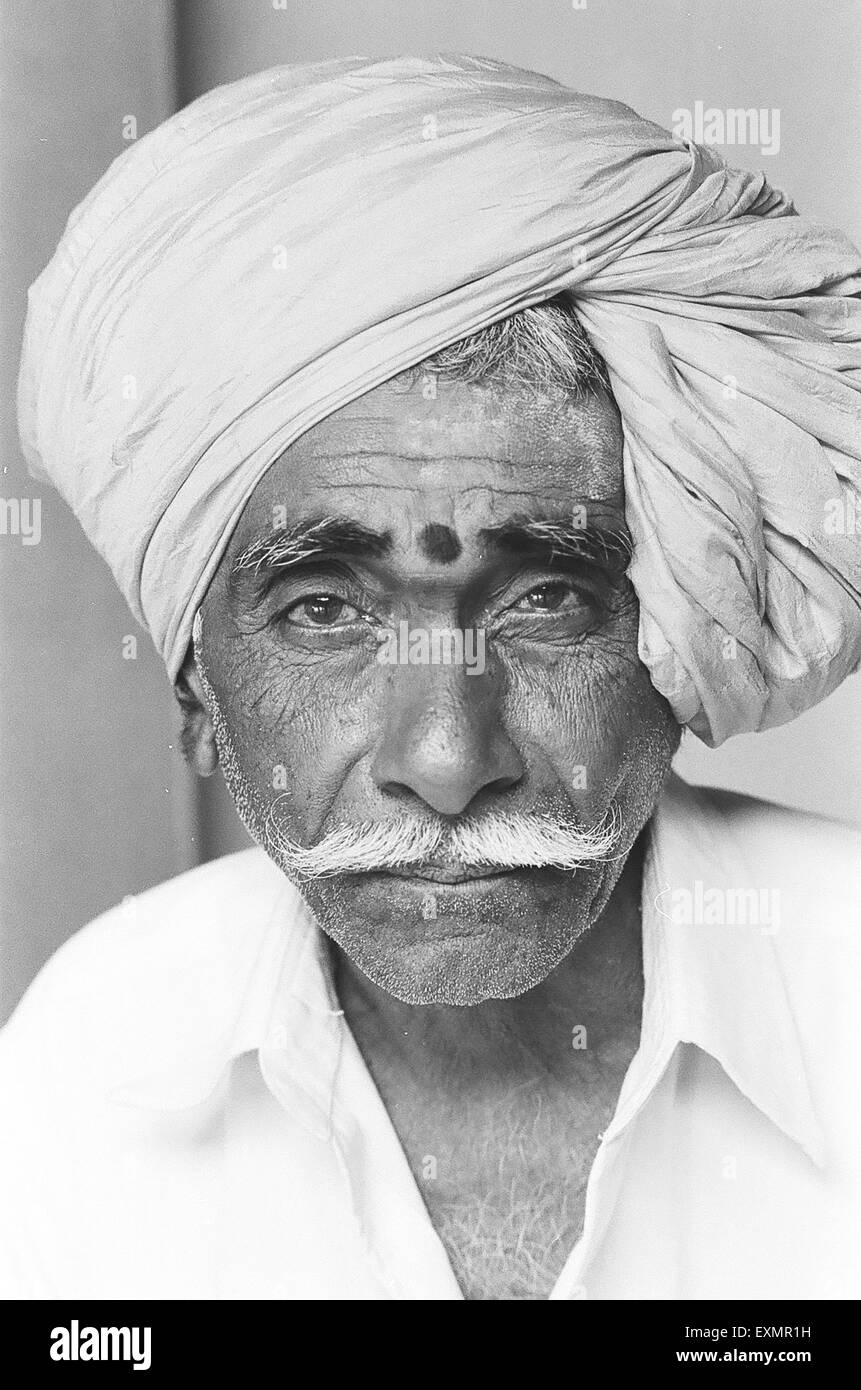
[329,835,646,1093]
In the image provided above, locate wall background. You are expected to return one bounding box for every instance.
[2,0,859,1022]
[0,0,199,1027]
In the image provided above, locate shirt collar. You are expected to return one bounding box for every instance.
[111,774,825,1166]
[637,772,825,1166]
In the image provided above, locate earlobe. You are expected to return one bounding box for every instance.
[174,656,219,777]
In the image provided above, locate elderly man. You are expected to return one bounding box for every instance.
[2,56,861,1301]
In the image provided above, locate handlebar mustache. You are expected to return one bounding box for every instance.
[266,805,623,880]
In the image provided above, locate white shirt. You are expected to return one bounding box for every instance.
[1,774,860,1300]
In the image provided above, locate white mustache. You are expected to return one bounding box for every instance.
[266,806,622,880]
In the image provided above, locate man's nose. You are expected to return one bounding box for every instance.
[370,664,524,817]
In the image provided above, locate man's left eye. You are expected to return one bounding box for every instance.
[509,581,584,613]
[283,594,362,627]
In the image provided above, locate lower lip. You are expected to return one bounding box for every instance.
[369,869,524,894]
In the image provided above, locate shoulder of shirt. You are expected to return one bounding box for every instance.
[661,781,861,1166]
[0,847,299,1103]
[668,777,861,937]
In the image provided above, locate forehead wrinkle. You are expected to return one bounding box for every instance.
[263,474,624,507]
[282,448,519,471]
[274,375,623,489]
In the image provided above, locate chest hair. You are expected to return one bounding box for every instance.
[390,1077,617,1299]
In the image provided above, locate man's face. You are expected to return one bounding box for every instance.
[195,373,680,1005]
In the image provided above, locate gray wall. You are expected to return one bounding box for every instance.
[0,0,198,1023]
[2,0,859,1022]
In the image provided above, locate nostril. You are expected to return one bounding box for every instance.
[487,763,523,791]
[372,752,524,820]
[374,773,478,820]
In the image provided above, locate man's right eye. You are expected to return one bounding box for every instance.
[282,594,362,627]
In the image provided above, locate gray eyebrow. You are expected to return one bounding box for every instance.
[478,513,633,571]
[229,515,393,606]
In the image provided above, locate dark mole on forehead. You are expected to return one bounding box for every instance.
[418,522,462,564]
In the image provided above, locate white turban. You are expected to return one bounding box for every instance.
[18,55,861,743]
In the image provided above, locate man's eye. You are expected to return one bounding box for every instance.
[283,594,362,627]
[510,581,583,613]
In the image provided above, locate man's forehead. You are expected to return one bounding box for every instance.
[229,375,624,556]
[287,375,622,461]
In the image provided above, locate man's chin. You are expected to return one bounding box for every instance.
[298,864,606,1006]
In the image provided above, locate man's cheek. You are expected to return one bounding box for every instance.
[227,671,373,827]
[558,645,681,830]
[503,639,649,804]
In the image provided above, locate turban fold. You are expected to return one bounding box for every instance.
[18,55,861,744]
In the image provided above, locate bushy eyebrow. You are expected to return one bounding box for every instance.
[479,513,633,574]
[229,515,393,606]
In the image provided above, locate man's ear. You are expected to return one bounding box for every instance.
[174,648,218,777]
